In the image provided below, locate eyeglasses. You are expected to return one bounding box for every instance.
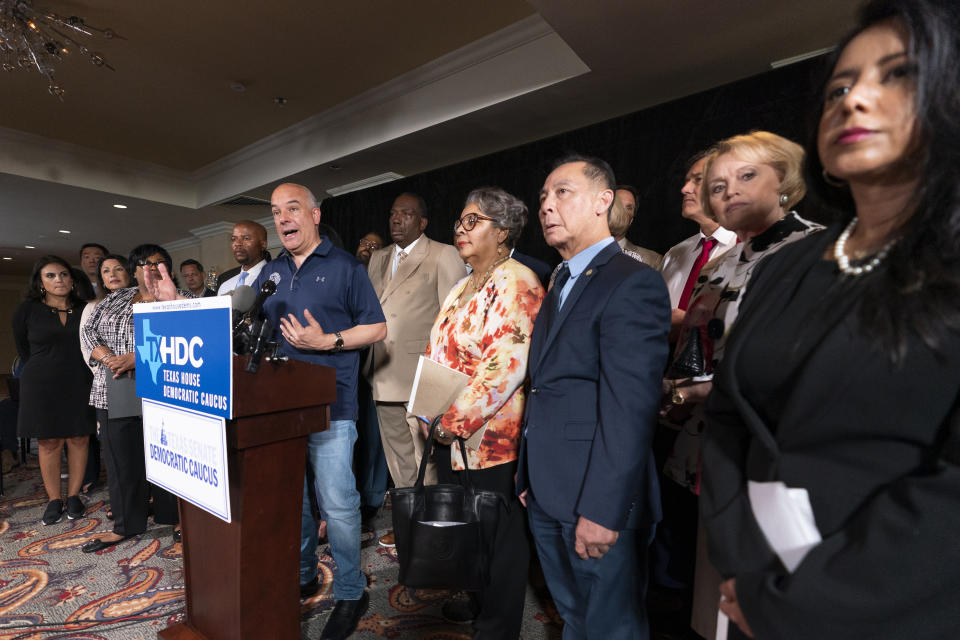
[358,240,381,251]
[138,260,164,269]
[454,212,496,232]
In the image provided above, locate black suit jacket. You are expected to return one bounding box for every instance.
[215,266,241,291]
[517,241,670,530]
[702,228,960,639]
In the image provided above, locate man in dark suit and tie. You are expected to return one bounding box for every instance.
[517,154,670,639]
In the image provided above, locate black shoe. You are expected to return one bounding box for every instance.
[300,576,320,599]
[42,499,65,526]
[319,591,369,639]
[66,495,85,520]
[172,528,182,544]
[81,536,129,553]
[442,597,479,624]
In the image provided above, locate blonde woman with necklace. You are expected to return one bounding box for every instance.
[13,255,95,526]
[421,187,544,638]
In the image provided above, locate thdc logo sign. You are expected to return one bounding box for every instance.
[136,319,204,383]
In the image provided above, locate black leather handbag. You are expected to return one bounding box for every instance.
[666,324,706,379]
[389,417,505,591]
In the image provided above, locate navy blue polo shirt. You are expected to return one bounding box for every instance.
[253,237,385,421]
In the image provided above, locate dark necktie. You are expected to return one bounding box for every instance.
[678,238,716,311]
[552,262,571,313]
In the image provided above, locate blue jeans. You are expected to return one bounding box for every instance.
[299,419,365,600]
[527,494,654,640]
[356,380,388,509]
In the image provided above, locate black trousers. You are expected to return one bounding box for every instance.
[436,445,528,640]
[82,430,101,488]
[98,409,178,537]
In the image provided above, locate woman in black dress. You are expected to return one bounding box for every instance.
[701,1,960,638]
[13,255,95,525]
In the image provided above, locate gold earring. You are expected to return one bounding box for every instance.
[497,245,504,256]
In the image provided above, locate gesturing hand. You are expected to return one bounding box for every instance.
[279,309,331,351]
[145,263,178,301]
[574,515,619,559]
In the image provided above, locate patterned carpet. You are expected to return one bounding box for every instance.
[0,459,564,639]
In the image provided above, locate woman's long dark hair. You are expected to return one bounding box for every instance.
[805,0,960,362]
[25,255,86,307]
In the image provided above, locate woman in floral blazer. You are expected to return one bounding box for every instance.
[425,187,544,638]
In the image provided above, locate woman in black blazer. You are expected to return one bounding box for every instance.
[701,1,960,638]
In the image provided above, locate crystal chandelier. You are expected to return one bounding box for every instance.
[0,0,119,99]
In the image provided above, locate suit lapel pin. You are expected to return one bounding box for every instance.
[585,269,594,276]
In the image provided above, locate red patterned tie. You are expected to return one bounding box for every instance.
[678,237,716,311]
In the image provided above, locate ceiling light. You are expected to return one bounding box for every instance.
[0,0,120,100]
[24,245,35,249]
[2,257,11,261]
[58,229,70,234]
[770,46,835,69]
[113,203,127,209]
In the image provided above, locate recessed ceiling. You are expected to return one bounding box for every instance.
[0,0,861,276]
[1,0,536,171]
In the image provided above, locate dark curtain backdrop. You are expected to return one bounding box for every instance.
[320,57,828,268]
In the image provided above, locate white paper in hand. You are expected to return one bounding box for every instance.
[747,480,823,573]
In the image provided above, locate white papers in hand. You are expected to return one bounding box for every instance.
[747,480,823,573]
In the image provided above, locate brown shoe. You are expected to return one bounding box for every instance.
[378,531,395,548]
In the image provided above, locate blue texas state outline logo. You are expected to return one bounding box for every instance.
[136,319,164,384]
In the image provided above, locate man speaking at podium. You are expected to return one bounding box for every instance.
[256,183,386,639]
[146,183,385,639]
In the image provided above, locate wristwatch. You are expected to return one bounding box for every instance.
[332,331,344,352]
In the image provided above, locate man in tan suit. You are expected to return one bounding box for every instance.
[364,193,466,545]
[612,185,663,269]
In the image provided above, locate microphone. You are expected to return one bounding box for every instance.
[246,280,276,324]
[231,285,256,314]
[236,280,277,364]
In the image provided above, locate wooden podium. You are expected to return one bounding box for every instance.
[159,356,336,640]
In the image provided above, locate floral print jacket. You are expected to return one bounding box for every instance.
[427,258,544,470]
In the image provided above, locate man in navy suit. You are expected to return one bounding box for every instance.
[517,154,670,639]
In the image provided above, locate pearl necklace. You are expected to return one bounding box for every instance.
[833,216,897,276]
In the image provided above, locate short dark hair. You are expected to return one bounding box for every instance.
[684,149,713,174]
[180,259,204,272]
[805,0,960,362]
[395,192,428,218]
[552,153,616,192]
[96,254,131,291]
[128,244,173,281]
[80,242,108,257]
[26,255,85,306]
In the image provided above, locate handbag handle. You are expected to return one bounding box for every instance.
[414,415,475,491]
